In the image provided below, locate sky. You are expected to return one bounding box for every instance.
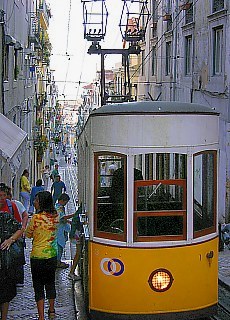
[48,0,128,101]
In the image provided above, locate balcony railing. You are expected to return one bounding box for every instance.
[39,0,51,28]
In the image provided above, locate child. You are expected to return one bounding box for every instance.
[55,193,74,268]
[68,203,83,281]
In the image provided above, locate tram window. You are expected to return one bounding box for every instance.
[193,151,217,237]
[133,153,187,241]
[136,184,184,211]
[134,179,187,241]
[94,153,126,240]
[156,153,187,180]
[137,216,184,237]
[134,153,187,180]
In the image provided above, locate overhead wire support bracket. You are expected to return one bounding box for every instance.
[81,0,150,106]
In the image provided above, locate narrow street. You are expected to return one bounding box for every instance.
[8,149,89,320]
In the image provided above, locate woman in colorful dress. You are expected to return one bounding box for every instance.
[26,191,59,320]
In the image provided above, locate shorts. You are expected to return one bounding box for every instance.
[31,257,57,302]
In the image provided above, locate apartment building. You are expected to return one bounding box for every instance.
[139,0,230,221]
[0,0,54,196]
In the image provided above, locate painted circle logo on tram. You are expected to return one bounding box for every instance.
[100,258,125,276]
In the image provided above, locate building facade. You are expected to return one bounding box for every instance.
[138,0,229,221]
[0,0,54,197]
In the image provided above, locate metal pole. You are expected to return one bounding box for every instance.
[172,0,178,101]
[123,54,127,97]
[101,53,105,106]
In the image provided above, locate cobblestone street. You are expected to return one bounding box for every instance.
[8,238,77,320]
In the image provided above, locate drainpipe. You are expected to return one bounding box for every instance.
[172,0,178,101]
[0,10,5,114]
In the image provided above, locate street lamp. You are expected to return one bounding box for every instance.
[119,0,150,43]
[81,0,108,43]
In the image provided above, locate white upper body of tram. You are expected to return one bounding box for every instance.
[78,101,220,248]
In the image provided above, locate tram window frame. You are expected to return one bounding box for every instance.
[193,151,217,238]
[134,179,187,241]
[94,152,127,241]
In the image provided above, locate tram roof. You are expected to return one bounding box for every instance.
[90,101,219,117]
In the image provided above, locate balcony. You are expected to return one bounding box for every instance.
[39,0,51,29]
[180,2,192,11]
[34,134,48,162]
[29,13,41,48]
[163,14,172,21]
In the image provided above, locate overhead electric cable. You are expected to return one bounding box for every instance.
[62,0,72,97]
[65,0,72,55]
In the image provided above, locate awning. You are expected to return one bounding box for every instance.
[0,113,28,172]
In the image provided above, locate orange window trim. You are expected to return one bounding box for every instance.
[94,152,127,241]
[134,179,187,242]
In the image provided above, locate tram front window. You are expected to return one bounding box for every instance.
[95,153,126,239]
[134,181,186,240]
[137,184,184,211]
[193,151,216,237]
[134,153,187,241]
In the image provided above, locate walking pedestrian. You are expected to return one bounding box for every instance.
[42,165,50,191]
[55,193,74,268]
[68,153,71,165]
[50,164,59,182]
[29,179,44,215]
[6,186,29,286]
[0,183,21,221]
[20,169,31,212]
[51,175,66,204]
[5,186,28,228]
[73,156,77,166]
[68,203,83,281]
[26,191,59,320]
[100,162,107,186]
[64,153,68,163]
[0,184,26,320]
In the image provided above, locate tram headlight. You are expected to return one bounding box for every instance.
[148,268,174,292]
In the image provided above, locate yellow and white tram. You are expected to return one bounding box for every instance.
[77,101,220,320]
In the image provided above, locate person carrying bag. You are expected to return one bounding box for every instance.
[0,212,25,273]
[0,211,26,320]
[0,183,27,320]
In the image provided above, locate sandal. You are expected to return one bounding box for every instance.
[48,309,56,318]
[56,261,69,269]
